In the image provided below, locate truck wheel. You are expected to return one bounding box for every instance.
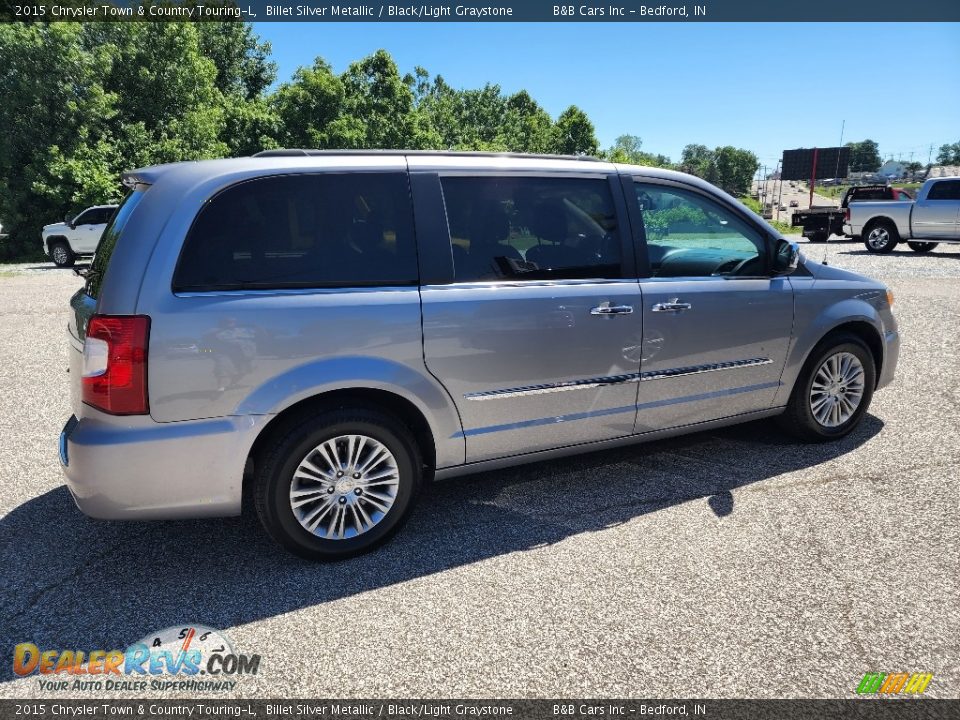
[907,241,938,253]
[778,333,875,442]
[863,221,899,254]
[50,240,76,267]
[808,232,828,243]
[253,407,422,561]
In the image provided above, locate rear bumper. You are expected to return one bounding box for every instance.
[59,411,270,520]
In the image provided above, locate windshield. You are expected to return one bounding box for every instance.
[84,189,146,299]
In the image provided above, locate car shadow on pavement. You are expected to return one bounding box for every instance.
[0,414,882,681]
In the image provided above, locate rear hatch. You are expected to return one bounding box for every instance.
[67,189,147,417]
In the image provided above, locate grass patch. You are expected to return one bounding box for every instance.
[770,220,803,235]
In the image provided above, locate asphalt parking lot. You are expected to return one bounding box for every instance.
[1,243,958,699]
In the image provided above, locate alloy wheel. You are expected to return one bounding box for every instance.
[289,434,400,540]
[809,351,865,428]
[866,227,890,251]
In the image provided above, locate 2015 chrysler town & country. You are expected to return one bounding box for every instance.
[60,151,899,560]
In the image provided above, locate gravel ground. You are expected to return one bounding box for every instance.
[0,243,958,699]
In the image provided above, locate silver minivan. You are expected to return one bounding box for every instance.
[61,151,900,559]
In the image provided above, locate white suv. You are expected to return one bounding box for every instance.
[42,204,118,267]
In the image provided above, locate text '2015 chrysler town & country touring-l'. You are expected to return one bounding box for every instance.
[60,151,899,560]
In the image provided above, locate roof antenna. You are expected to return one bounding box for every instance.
[823,119,845,266]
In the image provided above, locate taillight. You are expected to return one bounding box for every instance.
[844,208,850,222]
[82,315,150,415]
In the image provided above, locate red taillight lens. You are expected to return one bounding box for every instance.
[844,208,850,222]
[82,315,150,415]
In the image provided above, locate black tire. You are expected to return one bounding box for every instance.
[50,240,76,267]
[254,408,422,561]
[907,241,938,253]
[777,333,876,443]
[863,220,899,254]
[807,232,828,243]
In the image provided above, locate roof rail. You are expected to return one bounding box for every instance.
[251,149,603,162]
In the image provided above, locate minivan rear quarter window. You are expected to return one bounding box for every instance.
[85,190,145,300]
[173,173,417,292]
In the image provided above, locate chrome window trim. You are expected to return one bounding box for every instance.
[464,357,772,400]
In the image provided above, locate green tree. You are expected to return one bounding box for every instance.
[679,144,716,180]
[713,146,759,195]
[936,141,960,165]
[497,91,553,153]
[0,24,119,260]
[0,22,242,260]
[272,58,345,148]
[551,106,598,156]
[334,49,430,149]
[845,139,882,172]
[604,135,672,167]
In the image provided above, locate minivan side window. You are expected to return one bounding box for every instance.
[635,183,767,278]
[440,176,622,282]
[173,173,417,292]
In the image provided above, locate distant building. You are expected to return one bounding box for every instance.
[877,160,907,179]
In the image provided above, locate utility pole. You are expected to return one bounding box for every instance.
[774,161,783,222]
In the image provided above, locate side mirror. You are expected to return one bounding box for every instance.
[64,213,73,225]
[773,238,800,275]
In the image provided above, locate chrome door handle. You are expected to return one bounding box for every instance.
[652,298,692,313]
[591,302,634,316]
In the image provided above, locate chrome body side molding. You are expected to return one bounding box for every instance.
[464,357,773,401]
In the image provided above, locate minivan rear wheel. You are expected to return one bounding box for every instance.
[778,334,876,442]
[253,408,422,560]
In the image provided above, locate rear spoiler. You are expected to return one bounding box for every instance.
[120,172,153,190]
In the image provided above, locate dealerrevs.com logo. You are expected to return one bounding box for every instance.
[14,625,261,693]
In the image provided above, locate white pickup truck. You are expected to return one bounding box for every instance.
[846,177,960,254]
[41,204,118,267]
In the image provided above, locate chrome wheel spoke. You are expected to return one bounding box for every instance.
[290,433,399,540]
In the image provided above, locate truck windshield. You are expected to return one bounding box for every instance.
[84,189,146,299]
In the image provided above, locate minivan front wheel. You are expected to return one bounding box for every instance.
[779,334,876,442]
[254,409,422,560]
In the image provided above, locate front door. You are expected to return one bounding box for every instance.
[630,179,794,432]
[419,172,644,463]
[912,179,960,240]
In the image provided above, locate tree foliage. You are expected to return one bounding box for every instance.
[0,23,755,261]
[603,135,672,167]
[936,141,960,165]
[678,144,758,195]
[845,139,882,172]
[0,21,276,259]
